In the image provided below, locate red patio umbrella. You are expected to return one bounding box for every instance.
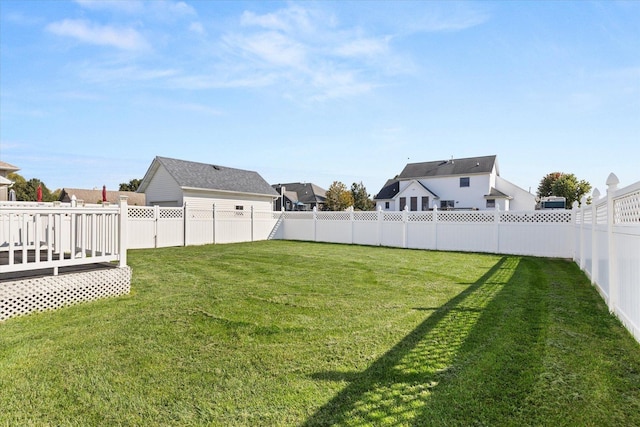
[102,185,107,203]
[36,185,42,202]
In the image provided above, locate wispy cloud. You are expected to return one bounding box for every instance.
[77,64,178,84]
[46,19,149,50]
[74,0,196,18]
[334,36,391,58]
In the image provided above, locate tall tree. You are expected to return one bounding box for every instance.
[537,172,591,206]
[351,181,375,211]
[7,172,58,202]
[324,181,354,211]
[119,178,141,192]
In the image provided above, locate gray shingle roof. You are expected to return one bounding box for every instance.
[153,156,278,197]
[374,179,399,200]
[272,182,326,204]
[398,155,497,179]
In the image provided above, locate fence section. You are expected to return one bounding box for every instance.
[126,205,281,248]
[574,174,640,342]
[281,208,575,258]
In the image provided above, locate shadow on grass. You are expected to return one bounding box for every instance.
[303,256,545,426]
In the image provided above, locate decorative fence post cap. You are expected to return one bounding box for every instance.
[592,188,601,200]
[606,173,620,189]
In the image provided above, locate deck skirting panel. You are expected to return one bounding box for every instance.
[1,266,131,321]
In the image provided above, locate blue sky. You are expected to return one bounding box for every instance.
[1,1,638,197]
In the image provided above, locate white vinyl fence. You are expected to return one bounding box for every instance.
[279,208,575,258]
[574,174,640,341]
[126,204,281,249]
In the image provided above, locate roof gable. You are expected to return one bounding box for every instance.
[272,182,327,204]
[398,155,497,179]
[140,156,279,197]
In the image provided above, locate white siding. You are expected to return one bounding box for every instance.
[145,165,183,207]
[495,176,536,210]
[183,190,274,211]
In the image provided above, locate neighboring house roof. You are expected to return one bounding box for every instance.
[59,188,146,205]
[139,156,279,197]
[485,187,512,199]
[272,182,326,204]
[374,179,399,200]
[398,155,497,179]
[0,176,13,186]
[0,161,20,176]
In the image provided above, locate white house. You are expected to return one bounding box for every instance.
[0,161,19,201]
[374,155,535,211]
[138,156,279,210]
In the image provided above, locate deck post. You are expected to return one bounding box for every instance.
[119,196,128,268]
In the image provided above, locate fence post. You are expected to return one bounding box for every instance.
[212,203,216,244]
[349,207,354,244]
[251,205,254,242]
[377,206,383,246]
[578,197,586,269]
[402,205,408,248]
[118,196,128,268]
[154,205,160,248]
[591,188,600,286]
[433,204,438,251]
[606,173,619,313]
[494,204,501,254]
[183,203,189,247]
[313,206,317,242]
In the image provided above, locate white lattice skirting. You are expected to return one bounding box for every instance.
[1,266,131,321]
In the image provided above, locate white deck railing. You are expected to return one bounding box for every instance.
[0,198,128,275]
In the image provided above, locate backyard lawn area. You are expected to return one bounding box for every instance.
[1,240,639,426]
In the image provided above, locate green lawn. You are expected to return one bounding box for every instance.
[1,241,639,426]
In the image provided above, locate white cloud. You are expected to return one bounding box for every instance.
[225,31,307,69]
[78,64,178,84]
[334,36,391,58]
[74,0,196,17]
[74,0,145,14]
[240,6,317,34]
[189,22,205,35]
[46,19,149,50]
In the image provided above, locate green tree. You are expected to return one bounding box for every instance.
[351,181,375,211]
[7,172,58,202]
[324,181,354,211]
[119,178,141,192]
[537,172,591,207]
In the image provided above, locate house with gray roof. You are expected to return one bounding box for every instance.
[272,182,326,211]
[137,156,279,210]
[374,155,535,211]
[58,188,146,206]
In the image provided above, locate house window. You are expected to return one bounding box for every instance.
[410,197,418,211]
[441,200,455,210]
[486,199,496,208]
[460,177,470,187]
[385,201,390,209]
[399,197,407,210]
[235,205,244,210]
[421,197,429,211]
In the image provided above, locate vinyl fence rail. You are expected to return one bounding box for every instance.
[0,197,128,275]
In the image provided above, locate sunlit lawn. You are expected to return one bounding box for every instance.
[1,241,639,426]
